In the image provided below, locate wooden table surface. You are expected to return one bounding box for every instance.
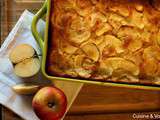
[1,0,160,120]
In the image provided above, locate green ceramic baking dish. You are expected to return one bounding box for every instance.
[31,0,160,90]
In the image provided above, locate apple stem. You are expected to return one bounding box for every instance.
[48,102,55,108]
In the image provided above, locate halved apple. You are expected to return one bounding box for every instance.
[102,57,139,76]
[14,58,40,78]
[81,43,100,62]
[9,44,35,64]
[9,44,40,78]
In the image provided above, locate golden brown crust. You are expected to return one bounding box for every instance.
[47,0,160,85]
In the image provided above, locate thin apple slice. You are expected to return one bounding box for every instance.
[59,40,78,54]
[104,35,124,54]
[90,0,98,4]
[98,61,113,78]
[68,17,91,45]
[102,57,139,76]
[75,7,93,17]
[141,30,151,43]
[80,36,104,48]
[117,26,141,39]
[75,0,93,17]
[87,12,107,27]
[102,46,117,57]
[135,3,144,12]
[108,13,128,32]
[122,49,143,66]
[97,38,107,56]
[70,17,89,30]
[12,84,42,95]
[94,36,105,45]
[130,10,145,29]
[117,26,142,52]
[96,23,112,36]
[9,44,35,64]
[141,58,158,77]
[97,35,124,59]
[81,43,100,62]
[14,58,40,78]
[125,37,142,52]
[74,55,92,78]
[109,5,130,17]
[143,46,160,61]
[56,0,75,11]
[69,29,91,45]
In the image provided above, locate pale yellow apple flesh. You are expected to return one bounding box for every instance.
[12,83,42,95]
[9,44,35,64]
[9,44,40,78]
[14,58,40,78]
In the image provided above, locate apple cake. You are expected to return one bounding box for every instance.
[47,0,160,85]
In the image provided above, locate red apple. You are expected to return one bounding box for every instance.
[32,86,67,120]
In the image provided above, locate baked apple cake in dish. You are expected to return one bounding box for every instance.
[47,0,160,85]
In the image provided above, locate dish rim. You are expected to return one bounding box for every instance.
[31,0,160,90]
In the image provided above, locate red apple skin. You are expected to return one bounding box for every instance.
[32,86,67,120]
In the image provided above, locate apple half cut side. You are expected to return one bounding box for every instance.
[14,58,40,78]
[32,87,67,120]
[9,44,41,78]
[9,44,36,64]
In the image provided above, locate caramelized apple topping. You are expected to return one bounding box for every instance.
[102,57,139,76]
[81,43,100,62]
[49,0,160,83]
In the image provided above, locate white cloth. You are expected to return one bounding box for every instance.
[0,10,51,120]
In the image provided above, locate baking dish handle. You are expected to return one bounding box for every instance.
[31,1,47,49]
